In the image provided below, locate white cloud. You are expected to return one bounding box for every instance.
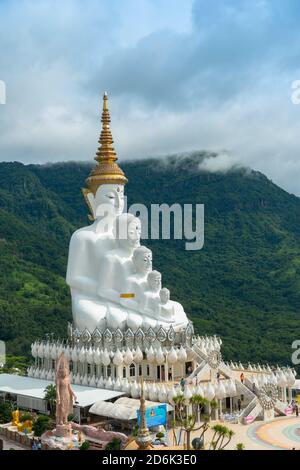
[198,152,241,173]
[1,0,300,196]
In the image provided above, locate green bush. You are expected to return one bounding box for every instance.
[236,443,245,450]
[79,440,90,451]
[105,438,122,450]
[0,402,13,424]
[32,415,52,437]
[20,413,33,422]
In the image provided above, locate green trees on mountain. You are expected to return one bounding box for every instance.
[0,154,299,367]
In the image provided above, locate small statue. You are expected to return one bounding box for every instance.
[158,287,174,320]
[56,353,77,427]
[143,270,162,314]
[12,409,20,427]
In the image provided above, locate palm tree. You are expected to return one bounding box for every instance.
[44,384,56,417]
[210,425,235,450]
[219,428,235,450]
[174,394,217,450]
[210,424,224,450]
[190,395,208,423]
[209,399,219,421]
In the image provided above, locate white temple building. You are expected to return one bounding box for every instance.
[27,94,296,425]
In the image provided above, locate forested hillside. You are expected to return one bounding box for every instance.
[0,154,299,367]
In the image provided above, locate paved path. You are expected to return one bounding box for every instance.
[1,435,28,450]
[247,416,300,450]
[170,416,300,450]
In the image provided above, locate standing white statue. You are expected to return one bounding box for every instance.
[66,93,189,333]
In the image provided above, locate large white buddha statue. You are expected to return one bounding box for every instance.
[66,92,128,331]
[66,93,189,333]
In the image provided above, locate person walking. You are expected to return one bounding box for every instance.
[237,399,242,412]
[295,404,299,417]
[180,377,185,392]
[240,373,245,384]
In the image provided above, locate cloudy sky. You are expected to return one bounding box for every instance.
[1,0,300,194]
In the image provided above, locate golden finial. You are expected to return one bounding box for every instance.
[84,93,128,196]
[95,91,117,163]
[136,378,152,450]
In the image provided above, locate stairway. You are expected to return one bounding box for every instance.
[187,360,209,382]
[244,377,288,417]
[189,345,256,419]
[189,344,291,423]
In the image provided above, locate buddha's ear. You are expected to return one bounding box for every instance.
[82,188,96,221]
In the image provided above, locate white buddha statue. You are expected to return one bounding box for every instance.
[66,92,127,332]
[158,288,175,320]
[143,270,162,315]
[98,213,142,330]
[121,246,152,312]
[66,93,189,333]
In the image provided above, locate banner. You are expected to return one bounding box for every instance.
[137,404,167,428]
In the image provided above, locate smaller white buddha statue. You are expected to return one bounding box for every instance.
[158,287,175,321]
[99,213,142,330]
[121,246,152,312]
[97,213,141,305]
[142,270,162,316]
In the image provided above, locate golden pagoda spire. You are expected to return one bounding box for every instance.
[95,91,117,163]
[136,378,152,450]
[84,92,128,195]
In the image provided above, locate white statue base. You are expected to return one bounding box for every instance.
[55,423,72,438]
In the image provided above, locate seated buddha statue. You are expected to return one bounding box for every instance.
[66,93,189,333]
[66,92,128,332]
[97,213,142,330]
[120,246,152,311]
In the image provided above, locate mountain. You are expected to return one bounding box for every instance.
[0,154,299,368]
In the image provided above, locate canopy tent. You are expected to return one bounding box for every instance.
[0,374,124,409]
[292,379,300,390]
[89,396,173,421]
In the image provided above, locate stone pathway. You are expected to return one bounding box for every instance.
[170,416,300,450]
[1,435,28,450]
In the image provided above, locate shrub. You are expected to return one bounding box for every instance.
[20,413,33,423]
[79,441,90,451]
[236,443,245,450]
[32,415,52,437]
[0,402,13,424]
[105,438,122,450]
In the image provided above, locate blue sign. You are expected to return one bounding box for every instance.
[137,404,167,428]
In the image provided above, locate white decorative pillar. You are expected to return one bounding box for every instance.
[165,360,168,382]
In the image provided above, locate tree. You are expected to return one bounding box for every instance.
[210,424,235,450]
[43,384,56,417]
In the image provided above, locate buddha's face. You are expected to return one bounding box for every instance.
[160,288,170,304]
[117,215,141,250]
[127,218,141,248]
[148,271,162,292]
[133,247,152,274]
[94,184,124,218]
